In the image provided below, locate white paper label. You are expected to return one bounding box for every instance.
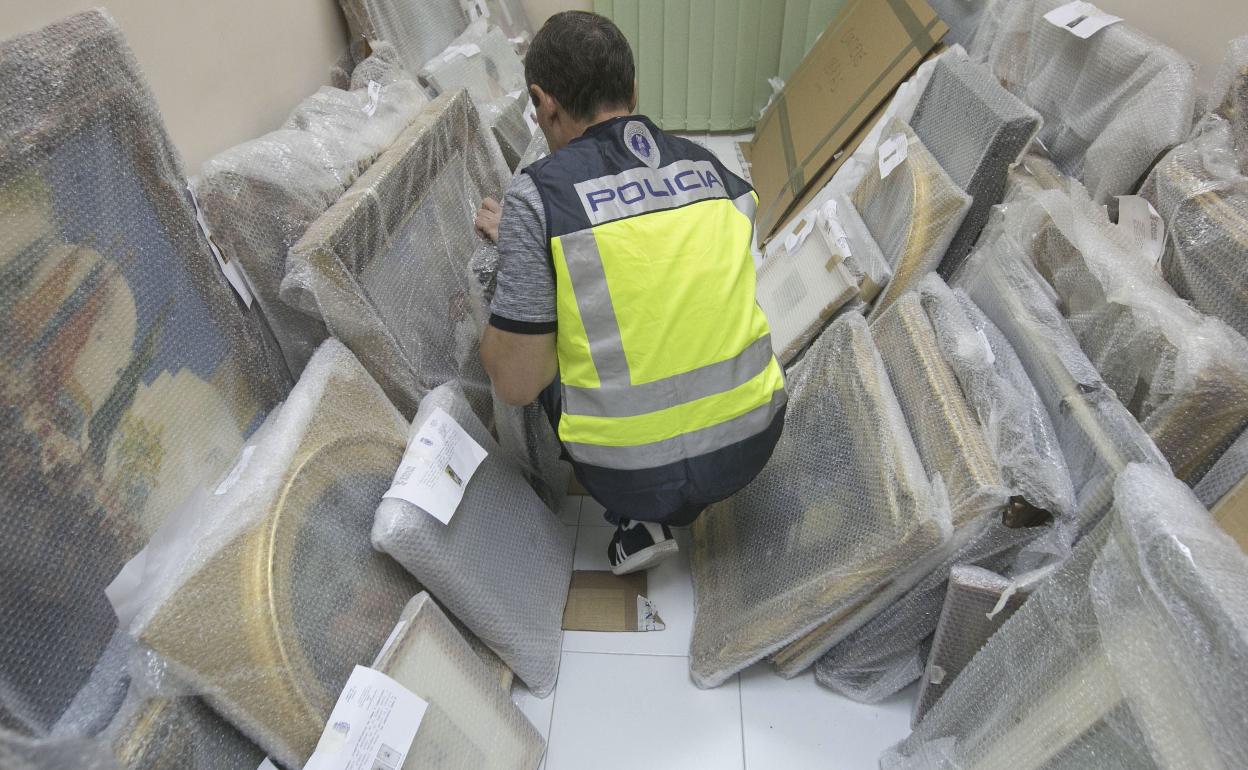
[783,216,816,255]
[877,133,909,180]
[384,407,488,525]
[187,185,253,307]
[1043,2,1122,39]
[1116,195,1165,264]
[257,759,280,770]
[441,43,482,63]
[304,666,428,770]
[362,81,382,117]
[215,445,256,496]
[637,595,666,632]
[816,200,852,259]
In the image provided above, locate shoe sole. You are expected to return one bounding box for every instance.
[611,538,680,576]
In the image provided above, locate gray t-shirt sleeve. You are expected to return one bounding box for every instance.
[489,173,557,333]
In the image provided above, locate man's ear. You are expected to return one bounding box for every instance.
[531,84,560,124]
[630,79,638,112]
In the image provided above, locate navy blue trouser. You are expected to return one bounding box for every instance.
[538,379,785,526]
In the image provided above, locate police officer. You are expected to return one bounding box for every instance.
[475,10,786,575]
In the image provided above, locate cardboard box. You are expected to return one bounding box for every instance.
[1214,474,1248,554]
[748,0,948,242]
[562,570,665,632]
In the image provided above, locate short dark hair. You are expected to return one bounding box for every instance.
[524,11,635,122]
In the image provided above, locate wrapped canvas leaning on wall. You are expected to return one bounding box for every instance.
[130,341,418,769]
[689,314,952,688]
[884,464,1248,769]
[0,10,289,766]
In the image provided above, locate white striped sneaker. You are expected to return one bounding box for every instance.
[608,519,679,576]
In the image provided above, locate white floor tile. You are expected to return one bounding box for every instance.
[556,494,583,526]
[739,666,915,770]
[512,681,557,769]
[563,528,694,656]
[545,652,744,770]
[578,496,609,526]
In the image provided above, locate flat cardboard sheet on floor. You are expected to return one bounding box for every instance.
[562,571,655,633]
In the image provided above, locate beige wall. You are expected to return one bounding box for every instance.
[1095,0,1248,85]
[3,1,348,172]
[520,0,591,29]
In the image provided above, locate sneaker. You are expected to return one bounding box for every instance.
[608,520,679,576]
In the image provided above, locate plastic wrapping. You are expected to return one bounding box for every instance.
[419,20,524,110]
[911,565,1038,727]
[1195,428,1248,510]
[871,291,1010,528]
[688,314,952,688]
[372,382,573,697]
[919,274,1076,524]
[910,56,1041,278]
[856,118,972,321]
[193,55,427,379]
[1213,35,1248,169]
[338,0,469,78]
[1141,114,1248,345]
[282,91,511,426]
[927,0,988,47]
[129,340,417,768]
[755,200,860,365]
[810,275,1076,702]
[968,0,1196,203]
[953,216,1170,541]
[465,130,571,513]
[0,9,291,751]
[371,593,544,769]
[1016,187,1248,484]
[884,463,1248,769]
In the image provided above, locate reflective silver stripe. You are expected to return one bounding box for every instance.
[560,229,631,384]
[731,191,757,222]
[562,389,787,471]
[573,159,728,225]
[563,335,776,419]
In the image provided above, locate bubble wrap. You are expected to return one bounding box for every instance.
[969,0,1196,203]
[884,463,1248,769]
[282,91,511,425]
[911,565,1038,728]
[193,60,428,379]
[856,118,971,321]
[371,593,544,769]
[919,274,1076,524]
[871,291,1010,528]
[910,56,1042,278]
[468,131,571,513]
[1141,115,1248,346]
[954,219,1170,551]
[419,21,524,111]
[756,205,860,365]
[1002,146,1073,204]
[482,0,532,46]
[1213,36,1248,170]
[1194,427,1248,551]
[490,91,535,171]
[1017,187,1248,484]
[131,340,418,768]
[2,681,263,770]
[810,275,1076,701]
[339,0,469,78]
[688,314,952,688]
[927,0,989,47]
[0,9,290,743]
[372,382,573,697]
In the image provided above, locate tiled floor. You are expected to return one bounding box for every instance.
[511,495,915,770]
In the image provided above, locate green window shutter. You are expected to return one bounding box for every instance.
[595,0,824,131]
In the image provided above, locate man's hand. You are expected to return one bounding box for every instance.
[475,197,502,243]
